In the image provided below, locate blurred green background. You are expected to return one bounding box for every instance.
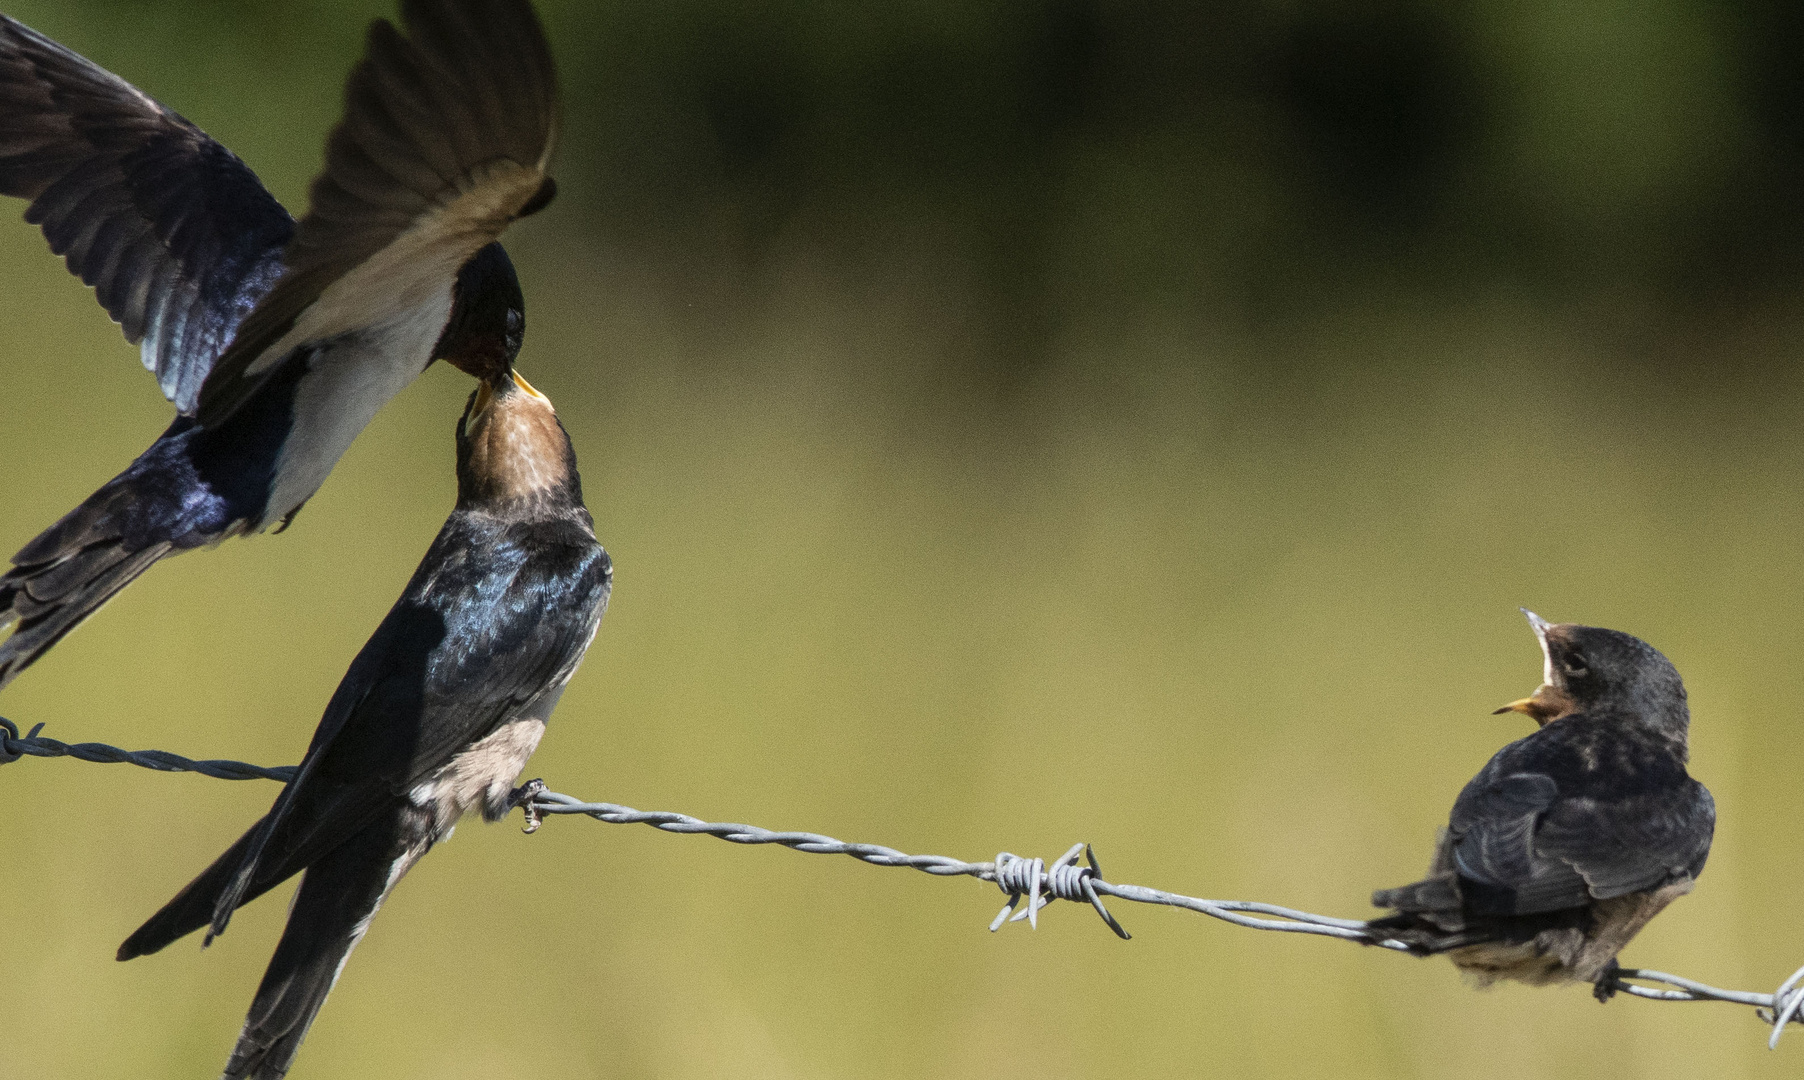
[4,0,1804,1076]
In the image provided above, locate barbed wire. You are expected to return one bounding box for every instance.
[4,716,1801,1046]
[0,718,296,780]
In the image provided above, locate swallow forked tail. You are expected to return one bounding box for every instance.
[1365,874,1494,954]
[222,818,417,1080]
[118,815,282,963]
[123,811,421,1080]
[0,490,177,690]
[0,429,259,691]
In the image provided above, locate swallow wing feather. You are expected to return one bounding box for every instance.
[1448,724,1715,916]
[207,519,607,939]
[405,537,609,772]
[0,15,294,413]
[1448,769,1596,915]
[1534,779,1715,899]
[196,0,560,428]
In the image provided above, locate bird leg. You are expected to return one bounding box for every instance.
[1593,960,1624,1003]
[508,777,548,834]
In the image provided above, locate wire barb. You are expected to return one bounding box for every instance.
[3,715,1801,1045]
[1764,964,1804,1048]
[990,844,1130,938]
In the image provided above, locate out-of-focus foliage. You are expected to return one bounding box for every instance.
[2,1,1804,1077]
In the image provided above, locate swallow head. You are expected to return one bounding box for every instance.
[435,242,524,382]
[1494,610,1687,734]
[456,368,578,511]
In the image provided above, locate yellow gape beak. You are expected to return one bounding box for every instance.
[1489,608,1574,725]
[512,370,551,406]
[1491,683,1572,726]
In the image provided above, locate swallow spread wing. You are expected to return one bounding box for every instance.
[119,371,609,1080]
[0,14,293,411]
[0,0,559,691]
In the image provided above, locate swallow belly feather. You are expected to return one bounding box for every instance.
[408,716,547,835]
[260,285,454,529]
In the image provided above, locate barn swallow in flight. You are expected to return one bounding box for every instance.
[116,349,610,1079]
[1367,611,1715,997]
[0,0,561,690]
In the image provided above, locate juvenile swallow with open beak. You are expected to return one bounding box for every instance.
[1367,611,1715,997]
[116,349,609,1079]
[0,0,560,690]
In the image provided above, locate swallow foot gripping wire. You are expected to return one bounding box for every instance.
[9,722,1804,1048]
[1595,966,1804,1044]
[1592,962,1623,1003]
[509,778,549,834]
[990,844,1130,939]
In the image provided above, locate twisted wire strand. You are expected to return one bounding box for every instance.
[4,717,1800,1043]
[0,717,296,781]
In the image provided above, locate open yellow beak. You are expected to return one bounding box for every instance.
[1492,682,1571,725]
[513,370,551,405]
[472,370,551,421]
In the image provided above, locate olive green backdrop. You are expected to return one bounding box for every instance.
[3,0,1804,1077]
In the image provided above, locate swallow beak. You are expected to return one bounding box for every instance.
[1493,609,1568,724]
[1521,607,1556,684]
[1492,685,1565,724]
[512,370,552,408]
[471,370,550,425]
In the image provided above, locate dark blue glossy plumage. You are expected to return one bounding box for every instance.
[0,243,528,687]
[17,361,307,566]
[0,0,561,691]
[1445,713,1714,916]
[119,374,608,1079]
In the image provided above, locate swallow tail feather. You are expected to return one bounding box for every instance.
[0,439,254,688]
[122,811,421,1079]
[1371,873,1464,919]
[222,816,417,1080]
[118,815,285,962]
[1365,874,1499,954]
[0,501,174,688]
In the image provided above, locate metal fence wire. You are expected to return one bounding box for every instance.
[4,715,1800,1049]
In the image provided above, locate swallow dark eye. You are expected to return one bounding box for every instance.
[1563,655,1589,678]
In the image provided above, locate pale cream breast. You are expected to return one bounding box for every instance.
[409,717,546,835]
[263,288,455,528]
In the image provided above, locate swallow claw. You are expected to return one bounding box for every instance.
[509,777,548,834]
[1593,961,1623,1003]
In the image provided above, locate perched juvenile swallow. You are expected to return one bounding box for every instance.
[117,345,608,1078]
[1367,611,1715,997]
[0,0,560,689]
